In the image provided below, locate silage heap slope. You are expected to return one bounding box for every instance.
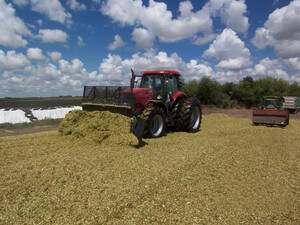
[58,110,137,145]
[0,114,299,224]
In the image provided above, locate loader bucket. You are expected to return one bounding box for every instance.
[82,86,145,142]
[82,103,133,117]
[82,86,135,117]
[130,116,145,143]
[252,109,289,126]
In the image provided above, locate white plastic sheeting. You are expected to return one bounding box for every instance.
[31,106,82,120]
[0,109,31,124]
[0,106,82,124]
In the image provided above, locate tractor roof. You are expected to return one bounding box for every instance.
[263,96,281,100]
[142,70,181,76]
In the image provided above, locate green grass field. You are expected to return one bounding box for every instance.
[0,96,82,109]
[0,119,62,130]
[0,114,299,224]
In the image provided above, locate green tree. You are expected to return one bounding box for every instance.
[231,76,256,108]
[182,80,198,97]
[288,82,300,96]
[182,76,300,108]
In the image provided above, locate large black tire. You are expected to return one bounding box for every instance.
[288,109,296,114]
[177,97,202,132]
[140,106,166,138]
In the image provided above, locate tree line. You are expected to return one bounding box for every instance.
[182,76,300,108]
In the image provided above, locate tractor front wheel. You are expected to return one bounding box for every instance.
[141,106,166,138]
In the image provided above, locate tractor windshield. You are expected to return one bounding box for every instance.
[164,75,178,95]
[140,75,163,96]
[262,99,281,109]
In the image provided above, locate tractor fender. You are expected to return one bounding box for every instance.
[168,93,187,111]
[148,100,168,115]
[172,91,186,99]
[164,91,187,111]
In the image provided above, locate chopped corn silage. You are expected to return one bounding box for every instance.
[1,113,299,224]
[58,110,138,145]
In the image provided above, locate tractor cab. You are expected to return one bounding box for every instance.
[139,70,181,101]
[261,96,283,110]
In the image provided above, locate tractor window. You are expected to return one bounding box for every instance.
[134,77,142,88]
[164,75,178,97]
[141,76,153,88]
[262,99,281,109]
[141,76,163,96]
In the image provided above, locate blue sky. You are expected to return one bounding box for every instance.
[0,0,299,97]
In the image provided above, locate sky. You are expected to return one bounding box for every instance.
[0,0,300,97]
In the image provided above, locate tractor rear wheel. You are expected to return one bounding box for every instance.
[141,106,166,138]
[177,97,202,132]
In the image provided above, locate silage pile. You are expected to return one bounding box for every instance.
[58,110,138,145]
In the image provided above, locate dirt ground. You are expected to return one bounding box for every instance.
[0,107,299,137]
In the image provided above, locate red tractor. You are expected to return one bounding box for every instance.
[82,70,202,140]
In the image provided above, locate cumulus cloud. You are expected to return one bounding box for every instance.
[0,58,93,97]
[0,48,299,97]
[193,33,217,45]
[0,0,31,48]
[0,50,30,71]
[252,0,300,58]
[30,0,72,25]
[27,48,46,61]
[12,0,28,7]
[38,29,68,43]
[97,50,215,84]
[206,0,249,33]
[108,35,125,50]
[13,0,72,25]
[67,0,86,11]
[204,28,251,70]
[30,63,61,81]
[47,51,62,62]
[77,36,85,47]
[37,19,43,26]
[251,28,271,49]
[59,58,86,75]
[283,57,300,73]
[101,0,249,45]
[216,57,250,70]
[102,0,212,43]
[132,28,155,49]
[246,57,289,80]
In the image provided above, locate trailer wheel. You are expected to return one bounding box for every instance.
[141,106,166,138]
[177,97,202,132]
[288,109,296,114]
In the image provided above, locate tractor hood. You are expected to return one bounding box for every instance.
[122,88,153,95]
[122,88,154,113]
